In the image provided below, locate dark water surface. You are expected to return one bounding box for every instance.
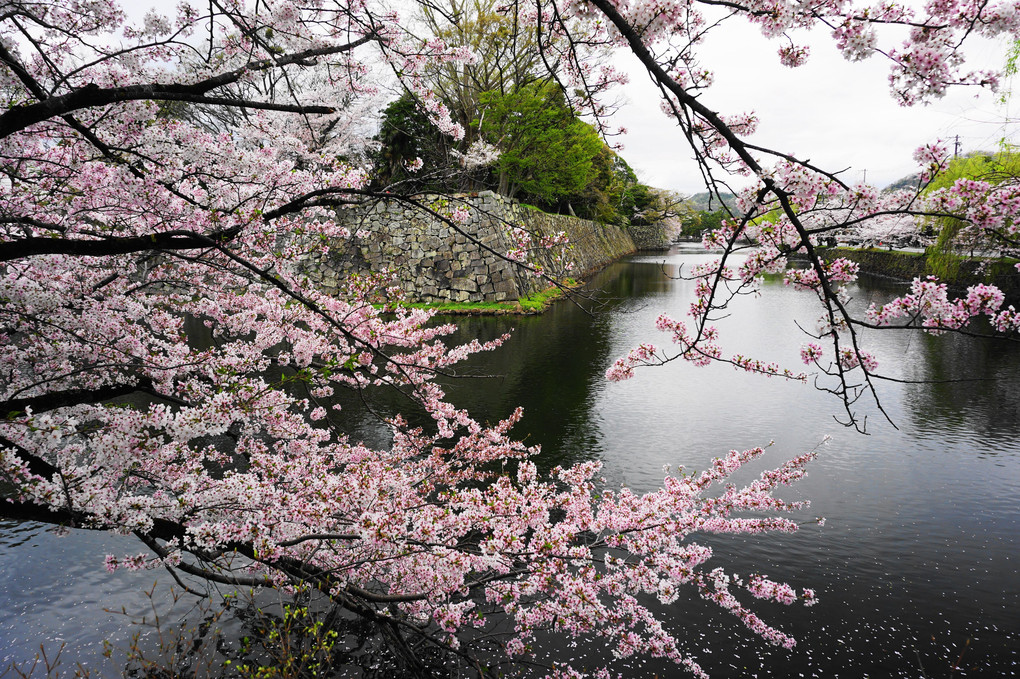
[2,246,1019,677]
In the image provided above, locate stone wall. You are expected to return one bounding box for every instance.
[627,221,674,250]
[296,191,637,303]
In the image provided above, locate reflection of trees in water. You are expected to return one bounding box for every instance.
[440,260,686,471]
[901,329,1020,444]
[848,273,914,311]
[111,586,481,679]
[321,259,677,471]
[0,520,39,550]
[830,273,1020,447]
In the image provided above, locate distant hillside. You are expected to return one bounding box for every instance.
[689,177,922,210]
[883,173,922,192]
[688,191,738,212]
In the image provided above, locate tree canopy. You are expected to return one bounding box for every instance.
[373,83,665,225]
[478,80,603,204]
[418,0,545,141]
[372,0,666,224]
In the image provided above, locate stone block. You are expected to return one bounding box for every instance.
[494,279,517,294]
[450,278,478,292]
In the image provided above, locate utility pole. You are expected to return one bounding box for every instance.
[954,135,961,158]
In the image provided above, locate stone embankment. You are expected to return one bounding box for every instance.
[626,221,675,250]
[812,247,1020,303]
[296,191,637,303]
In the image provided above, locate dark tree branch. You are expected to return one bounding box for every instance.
[0,84,335,138]
[0,38,378,139]
[1,378,155,418]
[0,227,240,262]
[0,434,60,479]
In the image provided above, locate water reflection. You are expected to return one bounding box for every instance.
[323,259,665,471]
[0,520,161,668]
[2,246,1018,677]
[899,331,1020,445]
[334,248,1020,675]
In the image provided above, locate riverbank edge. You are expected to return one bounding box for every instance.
[385,278,582,316]
[800,247,1020,304]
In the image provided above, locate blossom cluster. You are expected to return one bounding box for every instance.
[503,225,574,277]
[0,4,826,676]
[867,278,1020,333]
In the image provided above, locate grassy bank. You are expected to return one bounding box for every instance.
[388,280,579,315]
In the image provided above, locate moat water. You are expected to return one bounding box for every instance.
[2,245,1018,676]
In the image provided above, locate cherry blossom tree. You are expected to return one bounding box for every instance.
[843,213,926,247]
[1,0,1018,677]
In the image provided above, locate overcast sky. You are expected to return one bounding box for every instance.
[611,20,1016,195]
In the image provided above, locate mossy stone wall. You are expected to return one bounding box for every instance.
[296,191,637,303]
